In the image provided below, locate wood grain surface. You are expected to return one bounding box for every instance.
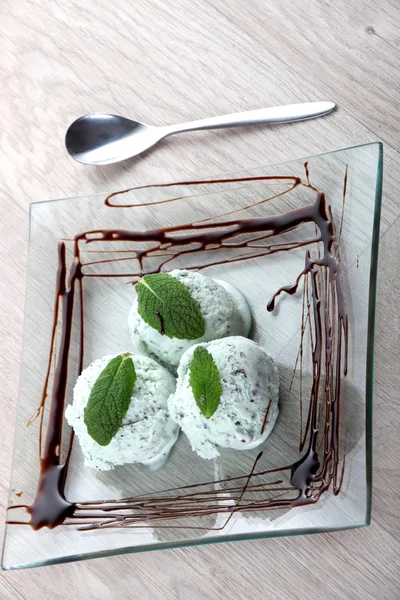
[0,0,399,598]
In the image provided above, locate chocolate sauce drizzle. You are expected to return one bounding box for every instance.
[154,311,165,335]
[8,166,348,532]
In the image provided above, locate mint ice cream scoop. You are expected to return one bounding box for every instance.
[65,353,178,470]
[128,270,252,371]
[168,337,279,459]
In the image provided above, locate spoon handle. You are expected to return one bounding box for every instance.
[164,102,335,136]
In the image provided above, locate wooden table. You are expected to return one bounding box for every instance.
[1,0,399,597]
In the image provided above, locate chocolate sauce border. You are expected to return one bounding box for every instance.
[7,167,349,532]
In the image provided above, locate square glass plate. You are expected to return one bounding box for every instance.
[2,143,382,570]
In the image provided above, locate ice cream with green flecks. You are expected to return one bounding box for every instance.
[168,336,279,459]
[128,270,252,371]
[65,352,178,470]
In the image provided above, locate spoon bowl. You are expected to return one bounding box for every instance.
[66,114,165,165]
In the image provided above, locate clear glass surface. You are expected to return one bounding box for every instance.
[2,143,382,570]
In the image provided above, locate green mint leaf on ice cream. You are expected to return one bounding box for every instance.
[84,353,136,446]
[136,273,205,340]
[189,346,222,419]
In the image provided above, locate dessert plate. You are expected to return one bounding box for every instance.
[2,142,382,569]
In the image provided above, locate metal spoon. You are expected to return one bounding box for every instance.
[65,101,335,166]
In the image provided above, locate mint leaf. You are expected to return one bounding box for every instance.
[84,353,136,446]
[136,273,205,340]
[189,346,222,418]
